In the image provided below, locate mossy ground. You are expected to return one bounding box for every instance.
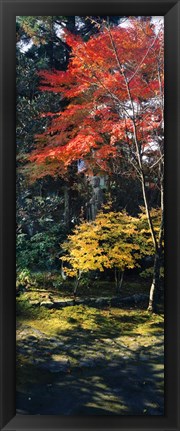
[16,279,164,415]
[17,300,163,342]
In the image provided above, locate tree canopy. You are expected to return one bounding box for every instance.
[26,18,163,183]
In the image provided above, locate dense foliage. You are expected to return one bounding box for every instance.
[16,16,164,312]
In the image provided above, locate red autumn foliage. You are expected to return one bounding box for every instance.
[27,18,164,180]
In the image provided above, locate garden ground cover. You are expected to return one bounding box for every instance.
[16,288,164,415]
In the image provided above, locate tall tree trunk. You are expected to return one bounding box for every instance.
[148,250,161,312]
[148,199,164,312]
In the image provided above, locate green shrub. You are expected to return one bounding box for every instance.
[16,268,34,290]
[16,224,66,272]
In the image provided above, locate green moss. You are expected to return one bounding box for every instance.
[17,300,164,342]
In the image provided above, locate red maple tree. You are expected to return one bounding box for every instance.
[27,17,164,311]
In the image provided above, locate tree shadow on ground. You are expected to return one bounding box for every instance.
[16,313,164,416]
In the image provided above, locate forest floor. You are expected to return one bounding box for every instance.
[16,280,164,415]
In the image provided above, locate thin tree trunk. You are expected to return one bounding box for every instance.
[115,268,124,294]
[148,190,164,312]
[60,261,67,281]
[73,279,79,300]
[118,270,124,294]
[115,267,118,291]
[148,250,161,312]
[73,270,82,302]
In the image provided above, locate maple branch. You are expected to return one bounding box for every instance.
[106,23,123,74]
[149,155,164,170]
[128,31,160,84]
[74,39,131,119]
[90,70,132,119]
[128,157,142,179]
